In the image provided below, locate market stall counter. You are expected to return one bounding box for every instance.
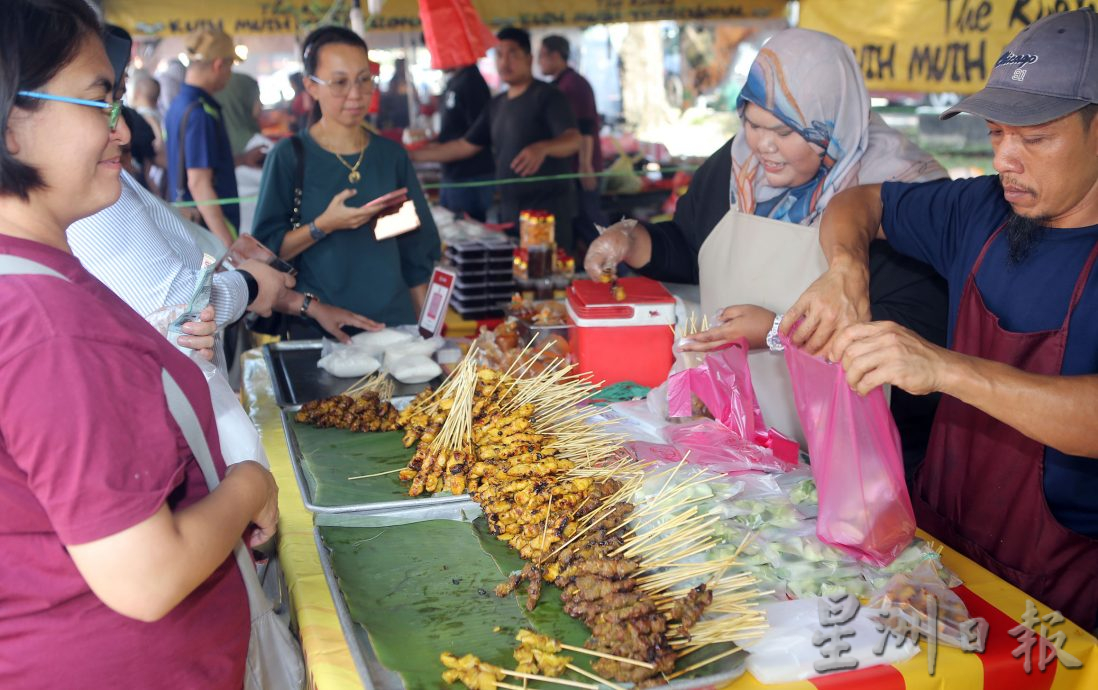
[241,350,1098,690]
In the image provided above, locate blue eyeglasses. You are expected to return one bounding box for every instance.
[17,91,123,131]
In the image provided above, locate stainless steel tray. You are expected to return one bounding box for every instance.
[280,406,475,516]
[264,340,431,408]
[313,503,748,690]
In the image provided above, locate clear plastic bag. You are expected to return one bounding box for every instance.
[780,335,915,566]
[197,356,268,468]
[868,561,973,649]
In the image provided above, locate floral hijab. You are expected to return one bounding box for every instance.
[730,28,947,226]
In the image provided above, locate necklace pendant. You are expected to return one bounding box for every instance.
[348,170,361,184]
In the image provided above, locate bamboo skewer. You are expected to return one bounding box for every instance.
[347,467,404,480]
[565,664,625,690]
[500,669,597,689]
[664,646,742,680]
[557,644,656,670]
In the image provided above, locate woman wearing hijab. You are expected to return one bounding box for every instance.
[585,28,950,468]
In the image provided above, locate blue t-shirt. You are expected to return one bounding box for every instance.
[164,84,240,229]
[882,175,1098,537]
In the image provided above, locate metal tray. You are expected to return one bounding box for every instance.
[280,406,474,516]
[264,340,431,408]
[313,502,748,690]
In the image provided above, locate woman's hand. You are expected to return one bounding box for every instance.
[309,302,384,343]
[680,304,775,352]
[314,189,386,234]
[175,305,217,361]
[583,221,637,279]
[226,460,280,548]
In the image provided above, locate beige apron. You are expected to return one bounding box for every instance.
[697,207,828,447]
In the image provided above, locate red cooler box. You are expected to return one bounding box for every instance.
[566,277,676,387]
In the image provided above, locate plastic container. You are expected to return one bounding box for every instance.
[565,277,676,387]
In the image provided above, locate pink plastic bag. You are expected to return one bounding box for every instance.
[780,335,915,566]
[666,340,799,466]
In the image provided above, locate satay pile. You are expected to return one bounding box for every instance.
[294,391,400,432]
[400,353,757,687]
[549,502,680,683]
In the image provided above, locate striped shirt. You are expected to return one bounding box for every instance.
[68,171,248,374]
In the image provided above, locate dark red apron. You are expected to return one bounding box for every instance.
[912,224,1098,628]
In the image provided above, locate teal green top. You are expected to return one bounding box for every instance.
[252,130,440,326]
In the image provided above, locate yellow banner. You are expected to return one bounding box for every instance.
[105,0,787,37]
[799,0,1086,94]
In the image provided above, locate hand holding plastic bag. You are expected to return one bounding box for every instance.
[666,340,799,465]
[781,333,915,566]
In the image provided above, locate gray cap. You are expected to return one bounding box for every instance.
[941,8,1097,126]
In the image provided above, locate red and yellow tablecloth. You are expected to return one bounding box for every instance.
[241,350,1098,690]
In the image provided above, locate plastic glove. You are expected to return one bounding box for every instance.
[583,219,638,280]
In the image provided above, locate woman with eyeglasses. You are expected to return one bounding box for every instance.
[252,26,440,339]
[0,2,277,687]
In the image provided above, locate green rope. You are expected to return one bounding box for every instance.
[170,166,699,209]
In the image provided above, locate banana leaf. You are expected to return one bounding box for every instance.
[289,421,419,507]
[320,516,746,690]
[320,517,592,690]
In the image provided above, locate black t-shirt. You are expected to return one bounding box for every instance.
[122,105,157,171]
[465,80,577,236]
[639,136,949,472]
[439,66,494,181]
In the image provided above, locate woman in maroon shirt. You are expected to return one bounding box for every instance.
[0,2,279,687]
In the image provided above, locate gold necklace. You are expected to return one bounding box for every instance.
[333,146,366,184]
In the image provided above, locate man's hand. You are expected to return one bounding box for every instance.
[833,321,950,396]
[225,460,279,548]
[681,305,775,352]
[579,161,598,192]
[309,302,384,343]
[176,305,217,361]
[239,260,296,317]
[781,256,872,358]
[511,142,547,177]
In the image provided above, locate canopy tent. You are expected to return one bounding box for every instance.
[799,0,1072,94]
[104,0,787,38]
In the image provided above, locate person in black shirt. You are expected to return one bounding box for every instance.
[436,64,495,221]
[412,27,581,247]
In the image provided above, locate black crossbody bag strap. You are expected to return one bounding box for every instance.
[175,99,203,203]
[289,134,305,228]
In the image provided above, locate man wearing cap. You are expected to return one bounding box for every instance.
[165,28,256,247]
[782,9,1098,627]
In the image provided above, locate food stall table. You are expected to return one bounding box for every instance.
[241,350,1098,690]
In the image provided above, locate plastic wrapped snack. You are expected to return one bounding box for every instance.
[868,561,973,649]
[317,349,381,378]
[388,354,442,384]
[351,328,416,350]
[382,336,444,368]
